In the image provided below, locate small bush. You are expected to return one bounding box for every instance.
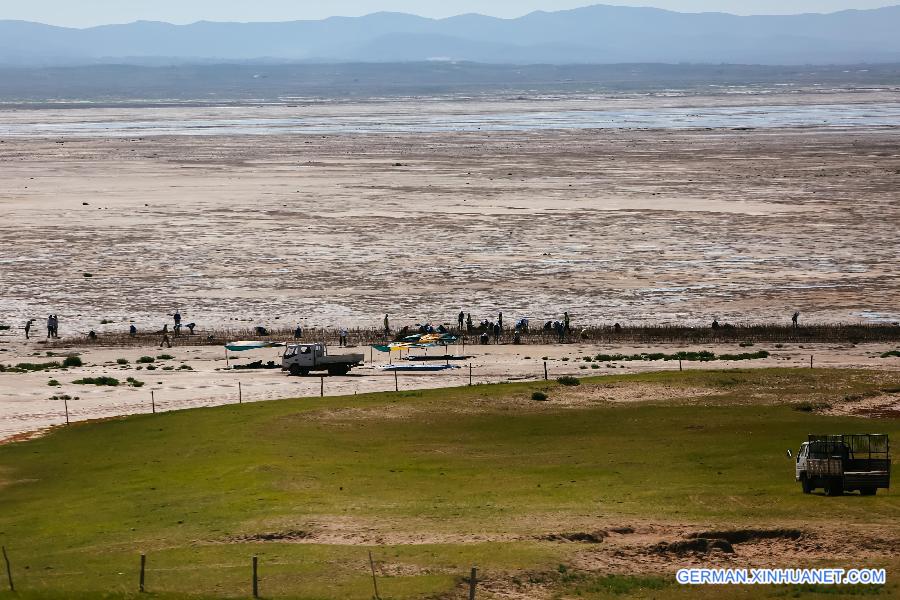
[881,350,900,358]
[591,364,600,369]
[560,357,570,362]
[178,364,193,370]
[62,355,83,368]
[531,391,548,401]
[83,273,93,278]
[100,319,113,324]
[157,354,174,360]
[116,358,129,365]
[137,356,155,364]
[126,377,145,388]
[162,366,174,371]
[48,379,60,387]
[146,365,157,371]
[135,366,143,371]
[557,376,581,386]
[739,341,754,347]
[73,376,119,386]
[13,361,61,372]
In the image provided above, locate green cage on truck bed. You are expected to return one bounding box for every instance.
[793,434,890,496]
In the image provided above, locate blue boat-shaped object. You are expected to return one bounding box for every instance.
[379,364,462,372]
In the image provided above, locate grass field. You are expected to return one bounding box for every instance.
[0,368,898,599]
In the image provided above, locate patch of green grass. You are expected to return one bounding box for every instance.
[47,379,60,387]
[116,358,129,365]
[881,350,900,358]
[557,375,580,386]
[72,376,119,386]
[532,391,548,401]
[126,377,144,388]
[4,361,61,373]
[0,369,898,599]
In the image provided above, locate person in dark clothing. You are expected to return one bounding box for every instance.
[792,311,800,328]
[466,313,473,333]
[293,325,303,339]
[129,324,137,337]
[384,314,390,336]
[186,323,196,334]
[563,312,570,333]
[712,319,720,330]
[498,312,503,331]
[47,315,54,339]
[480,332,489,345]
[88,330,97,340]
[174,311,182,328]
[458,311,464,331]
[493,322,501,343]
[255,326,269,336]
[614,322,622,332]
[24,319,34,339]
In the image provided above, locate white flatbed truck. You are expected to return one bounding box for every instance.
[282,343,364,376]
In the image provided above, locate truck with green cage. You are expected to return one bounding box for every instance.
[790,434,890,496]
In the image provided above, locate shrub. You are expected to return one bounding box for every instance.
[137,356,155,364]
[531,391,548,401]
[557,376,581,386]
[100,319,113,324]
[178,364,193,370]
[73,377,119,386]
[560,357,570,362]
[82,273,93,278]
[793,401,830,413]
[126,377,145,388]
[116,358,129,365]
[591,364,600,369]
[14,361,61,372]
[739,341,754,347]
[881,350,900,358]
[48,379,61,387]
[162,366,174,371]
[146,365,157,371]
[62,356,83,368]
[157,354,174,360]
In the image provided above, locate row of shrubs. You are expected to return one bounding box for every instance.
[0,355,83,373]
[588,350,770,363]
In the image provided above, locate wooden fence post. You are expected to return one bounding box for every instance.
[64,397,70,424]
[543,361,548,380]
[139,553,146,592]
[2,546,13,592]
[468,566,478,600]
[810,355,814,369]
[238,381,242,404]
[151,391,156,414]
[369,550,381,600]
[225,348,229,367]
[678,358,682,372]
[252,555,259,598]
[394,369,399,392]
[469,363,473,386]
[320,376,324,397]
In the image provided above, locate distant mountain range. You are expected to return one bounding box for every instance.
[2,4,900,66]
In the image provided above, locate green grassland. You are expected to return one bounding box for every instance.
[0,368,898,599]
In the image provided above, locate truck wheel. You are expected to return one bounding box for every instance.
[328,366,350,376]
[299,368,310,376]
[289,364,302,377]
[801,476,812,494]
[860,488,877,496]
[825,480,843,496]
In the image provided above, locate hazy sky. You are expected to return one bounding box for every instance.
[4,1,898,27]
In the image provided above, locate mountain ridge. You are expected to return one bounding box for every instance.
[3,4,900,66]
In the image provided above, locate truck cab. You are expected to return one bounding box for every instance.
[793,434,890,496]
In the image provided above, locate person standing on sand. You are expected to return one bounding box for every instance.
[563,312,570,334]
[339,328,348,347]
[792,311,800,328]
[24,319,34,339]
[129,323,137,337]
[498,312,503,331]
[46,315,53,338]
[458,311,464,331]
[174,310,182,328]
[384,314,390,336]
[293,324,303,339]
[466,313,473,334]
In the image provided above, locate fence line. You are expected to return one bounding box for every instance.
[44,322,900,350]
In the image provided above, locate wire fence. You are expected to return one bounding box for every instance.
[44,322,900,349]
